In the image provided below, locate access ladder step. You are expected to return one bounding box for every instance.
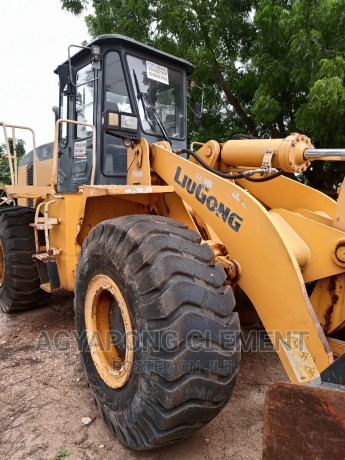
[33,248,61,262]
[33,253,61,293]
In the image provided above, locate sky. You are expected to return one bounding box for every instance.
[0,0,92,151]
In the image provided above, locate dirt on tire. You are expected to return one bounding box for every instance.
[0,291,287,459]
[74,215,241,450]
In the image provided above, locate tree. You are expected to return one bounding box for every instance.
[61,0,345,196]
[0,138,25,185]
[62,0,259,143]
[251,0,345,195]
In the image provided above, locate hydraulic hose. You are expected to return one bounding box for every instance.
[179,149,283,181]
[244,170,284,182]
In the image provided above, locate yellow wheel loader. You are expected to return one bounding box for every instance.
[1,35,345,455]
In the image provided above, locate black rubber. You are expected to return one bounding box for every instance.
[0,206,48,313]
[74,215,241,450]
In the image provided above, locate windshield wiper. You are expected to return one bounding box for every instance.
[133,70,172,145]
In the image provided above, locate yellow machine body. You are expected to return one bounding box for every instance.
[2,122,345,386]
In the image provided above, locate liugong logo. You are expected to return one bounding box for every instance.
[174,166,243,232]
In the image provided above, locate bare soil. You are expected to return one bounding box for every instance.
[0,292,287,460]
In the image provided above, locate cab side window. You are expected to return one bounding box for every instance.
[75,63,95,139]
[104,52,131,113]
[59,93,68,145]
[102,52,132,179]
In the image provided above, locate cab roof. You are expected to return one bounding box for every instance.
[55,34,195,76]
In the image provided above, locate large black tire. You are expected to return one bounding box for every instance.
[0,206,48,313]
[75,215,240,450]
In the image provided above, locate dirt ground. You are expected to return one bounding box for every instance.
[0,291,287,460]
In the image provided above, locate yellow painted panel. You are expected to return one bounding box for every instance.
[151,143,333,382]
[293,208,333,226]
[235,175,336,216]
[271,209,345,282]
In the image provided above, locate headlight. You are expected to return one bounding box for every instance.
[121,114,138,131]
[108,112,119,127]
[102,110,140,140]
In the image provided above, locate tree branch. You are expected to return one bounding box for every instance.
[212,58,257,135]
[190,0,257,135]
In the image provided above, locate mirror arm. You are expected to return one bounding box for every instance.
[52,106,59,124]
[67,44,102,89]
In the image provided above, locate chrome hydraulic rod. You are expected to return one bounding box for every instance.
[304,149,345,161]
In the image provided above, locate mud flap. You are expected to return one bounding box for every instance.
[263,354,345,459]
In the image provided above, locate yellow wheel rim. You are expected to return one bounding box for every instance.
[0,240,5,287]
[84,275,134,389]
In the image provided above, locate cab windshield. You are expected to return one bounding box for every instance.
[127,54,185,139]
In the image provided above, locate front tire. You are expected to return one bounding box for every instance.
[0,206,48,313]
[74,215,240,450]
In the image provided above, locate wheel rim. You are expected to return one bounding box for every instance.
[84,275,134,389]
[0,240,5,287]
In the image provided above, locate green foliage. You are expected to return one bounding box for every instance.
[252,87,281,125]
[61,0,345,195]
[61,0,88,15]
[56,449,70,458]
[62,0,258,142]
[0,138,25,185]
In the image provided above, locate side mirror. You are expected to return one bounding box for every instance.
[57,64,75,96]
[188,80,196,97]
[194,102,203,127]
[102,110,140,140]
[189,81,204,127]
[52,106,59,123]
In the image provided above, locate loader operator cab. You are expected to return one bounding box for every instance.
[54,35,194,192]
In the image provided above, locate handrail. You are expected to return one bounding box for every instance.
[51,119,97,197]
[0,122,38,188]
[0,120,96,197]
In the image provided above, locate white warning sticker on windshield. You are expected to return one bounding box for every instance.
[74,141,87,158]
[146,61,169,85]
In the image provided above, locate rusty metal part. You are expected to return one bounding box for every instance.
[332,239,345,266]
[311,274,345,335]
[217,257,241,282]
[327,337,345,358]
[207,240,241,282]
[263,380,345,460]
[325,276,338,333]
[135,146,142,167]
[84,274,134,389]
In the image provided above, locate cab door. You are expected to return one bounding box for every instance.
[57,62,96,192]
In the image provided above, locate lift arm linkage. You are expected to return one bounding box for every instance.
[150,141,337,384]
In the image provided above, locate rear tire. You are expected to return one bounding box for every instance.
[0,206,48,313]
[75,215,241,450]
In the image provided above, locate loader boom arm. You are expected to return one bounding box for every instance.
[149,141,338,383]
